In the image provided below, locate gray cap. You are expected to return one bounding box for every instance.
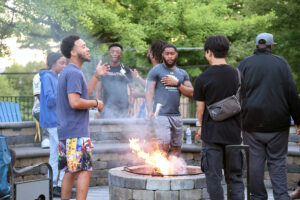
[256,33,275,45]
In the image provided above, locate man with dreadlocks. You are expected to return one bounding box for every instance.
[131,40,168,118]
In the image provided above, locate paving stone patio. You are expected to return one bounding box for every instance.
[54,186,282,200]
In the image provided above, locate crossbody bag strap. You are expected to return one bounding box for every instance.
[235,68,241,97]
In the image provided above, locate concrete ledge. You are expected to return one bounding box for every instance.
[12,143,299,159]
[12,143,202,159]
[0,118,197,128]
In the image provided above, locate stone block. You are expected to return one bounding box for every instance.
[93,161,108,169]
[182,153,194,160]
[133,189,154,200]
[99,153,120,161]
[185,160,195,165]
[101,125,122,133]
[89,125,102,133]
[91,169,108,178]
[287,156,294,165]
[92,132,124,141]
[107,160,125,168]
[155,190,178,200]
[125,177,146,189]
[202,188,209,199]
[287,173,300,185]
[193,153,201,161]
[97,177,108,186]
[109,173,125,188]
[287,164,300,173]
[110,186,133,200]
[171,178,194,190]
[293,156,300,165]
[22,174,46,181]
[89,177,97,186]
[7,135,35,146]
[16,157,48,168]
[147,178,170,190]
[180,189,202,200]
[194,177,206,189]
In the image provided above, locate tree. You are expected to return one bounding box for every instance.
[4,61,44,96]
[1,0,298,88]
[242,0,300,88]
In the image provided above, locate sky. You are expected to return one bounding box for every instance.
[0,37,46,72]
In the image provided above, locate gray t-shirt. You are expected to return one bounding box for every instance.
[57,64,89,140]
[147,64,189,116]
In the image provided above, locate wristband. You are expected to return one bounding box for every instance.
[177,81,181,87]
[95,99,99,108]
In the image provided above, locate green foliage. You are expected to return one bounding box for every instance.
[4,61,44,96]
[1,0,299,89]
[0,75,19,96]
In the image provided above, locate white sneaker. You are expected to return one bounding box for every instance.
[41,138,50,149]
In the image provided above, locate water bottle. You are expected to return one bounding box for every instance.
[185,128,192,144]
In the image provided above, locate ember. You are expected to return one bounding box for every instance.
[129,138,187,175]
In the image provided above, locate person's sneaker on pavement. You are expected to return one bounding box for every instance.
[41,138,50,149]
[53,186,76,198]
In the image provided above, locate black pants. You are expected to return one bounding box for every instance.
[243,130,290,200]
[201,142,244,200]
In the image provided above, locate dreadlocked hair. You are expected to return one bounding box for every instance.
[150,40,168,63]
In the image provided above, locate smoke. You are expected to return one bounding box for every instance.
[168,155,187,175]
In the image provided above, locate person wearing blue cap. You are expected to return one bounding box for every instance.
[238,33,300,200]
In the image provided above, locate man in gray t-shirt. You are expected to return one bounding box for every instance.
[146,44,194,156]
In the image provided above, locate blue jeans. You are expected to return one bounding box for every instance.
[47,127,64,187]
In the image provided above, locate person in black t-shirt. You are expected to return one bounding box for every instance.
[193,35,244,200]
[95,43,134,118]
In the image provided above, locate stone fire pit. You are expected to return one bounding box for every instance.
[108,165,208,200]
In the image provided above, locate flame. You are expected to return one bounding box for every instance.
[129,138,180,175]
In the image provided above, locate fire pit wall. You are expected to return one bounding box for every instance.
[109,166,221,200]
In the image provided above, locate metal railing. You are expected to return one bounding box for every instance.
[0,96,35,121]
[0,96,196,121]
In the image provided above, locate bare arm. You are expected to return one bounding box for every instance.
[87,60,109,96]
[178,81,194,98]
[128,82,135,116]
[161,77,194,98]
[68,93,104,112]
[145,81,156,118]
[131,69,146,88]
[296,124,300,135]
[68,93,97,109]
[95,81,102,100]
[195,101,205,138]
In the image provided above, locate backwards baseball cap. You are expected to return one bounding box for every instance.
[256,33,275,45]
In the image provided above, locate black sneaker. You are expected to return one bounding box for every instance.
[53,186,61,197]
[53,187,76,199]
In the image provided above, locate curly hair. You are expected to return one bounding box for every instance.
[150,40,168,63]
[108,43,123,51]
[60,35,80,59]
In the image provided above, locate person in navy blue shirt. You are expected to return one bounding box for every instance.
[57,35,109,200]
